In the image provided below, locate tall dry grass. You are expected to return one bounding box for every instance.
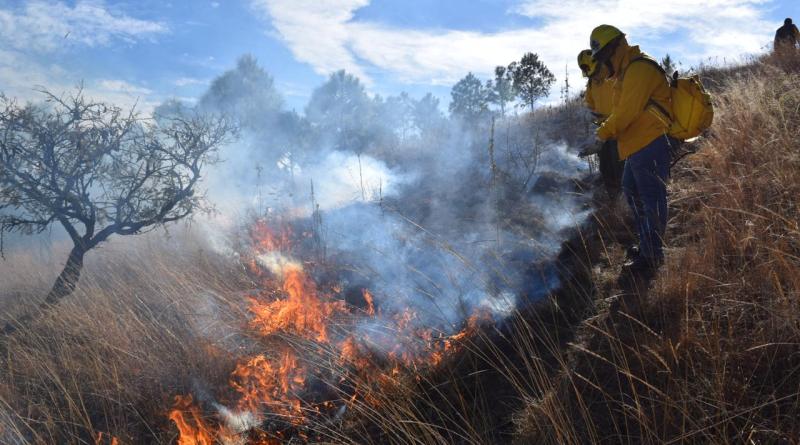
[512,51,800,444]
[0,229,252,444]
[2,51,799,445]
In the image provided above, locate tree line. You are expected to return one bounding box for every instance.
[449,52,555,122]
[0,51,555,324]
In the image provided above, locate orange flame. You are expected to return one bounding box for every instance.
[94,432,120,445]
[248,264,344,343]
[167,219,495,444]
[250,219,292,253]
[340,336,373,371]
[229,351,305,421]
[168,395,214,445]
[362,289,375,316]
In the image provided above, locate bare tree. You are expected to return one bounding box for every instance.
[0,88,232,309]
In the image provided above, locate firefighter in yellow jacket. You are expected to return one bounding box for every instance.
[590,25,672,273]
[580,50,613,117]
[578,49,623,197]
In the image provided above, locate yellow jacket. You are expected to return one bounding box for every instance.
[597,44,671,159]
[585,78,614,118]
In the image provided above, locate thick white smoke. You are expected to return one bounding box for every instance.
[171,56,594,341]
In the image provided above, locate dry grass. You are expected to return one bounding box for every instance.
[2,51,800,445]
[513,51,800,444]
[0,229,252,444]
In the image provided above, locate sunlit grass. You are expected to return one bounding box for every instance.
[2,50,799,445]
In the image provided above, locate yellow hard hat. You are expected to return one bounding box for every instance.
[577,49,596,78]
[590,24,624,57]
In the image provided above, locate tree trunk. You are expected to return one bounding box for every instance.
[2,245,86,335]
[44,245,86,305]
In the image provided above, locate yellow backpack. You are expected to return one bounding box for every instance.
[633,56,715,141]
[667,73,714,140]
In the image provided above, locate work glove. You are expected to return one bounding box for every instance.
[590,112,606,127]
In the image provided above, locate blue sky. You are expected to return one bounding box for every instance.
[0,0,798,113]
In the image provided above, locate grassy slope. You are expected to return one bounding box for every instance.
[1,52,799,445]
[0,233,253,444]
[515,51,800,444]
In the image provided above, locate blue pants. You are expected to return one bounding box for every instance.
[622,136,671,261]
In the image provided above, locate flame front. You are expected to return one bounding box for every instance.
[229,352,304,421]
[248,264,344,343]
[168,395,214,445]
[167,219,489,443]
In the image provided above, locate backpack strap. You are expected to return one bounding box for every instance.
[629,55,672,122]
[631,55,664,73]
[631,55,679,87]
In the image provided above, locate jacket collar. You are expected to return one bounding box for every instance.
[610,44,642,79]
[590,63,611,83]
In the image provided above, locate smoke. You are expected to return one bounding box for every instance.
[0,52,594,341]
[256,251,301,277]
[160,56,593,342]
[0,55,597,442]
[298,150,412,211]
[215,404,260,436]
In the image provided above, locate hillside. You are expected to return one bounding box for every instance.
[514,50,800,443]
[1,50,799,445]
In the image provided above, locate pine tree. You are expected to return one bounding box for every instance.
[511,52,555,112]
[488,66,516,116]
[662,54,677,75]
[449,72,490,122]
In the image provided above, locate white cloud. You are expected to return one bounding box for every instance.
[0,0,167,53]
[251,0,776,92]
[0,68,160,114]
[0,1,166,113]
[251,0,372,81]
[98,79,153,95]
[173,77,209,87]
[512,0,774,59]
[0,48,69,95]
[85,79,160,114]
